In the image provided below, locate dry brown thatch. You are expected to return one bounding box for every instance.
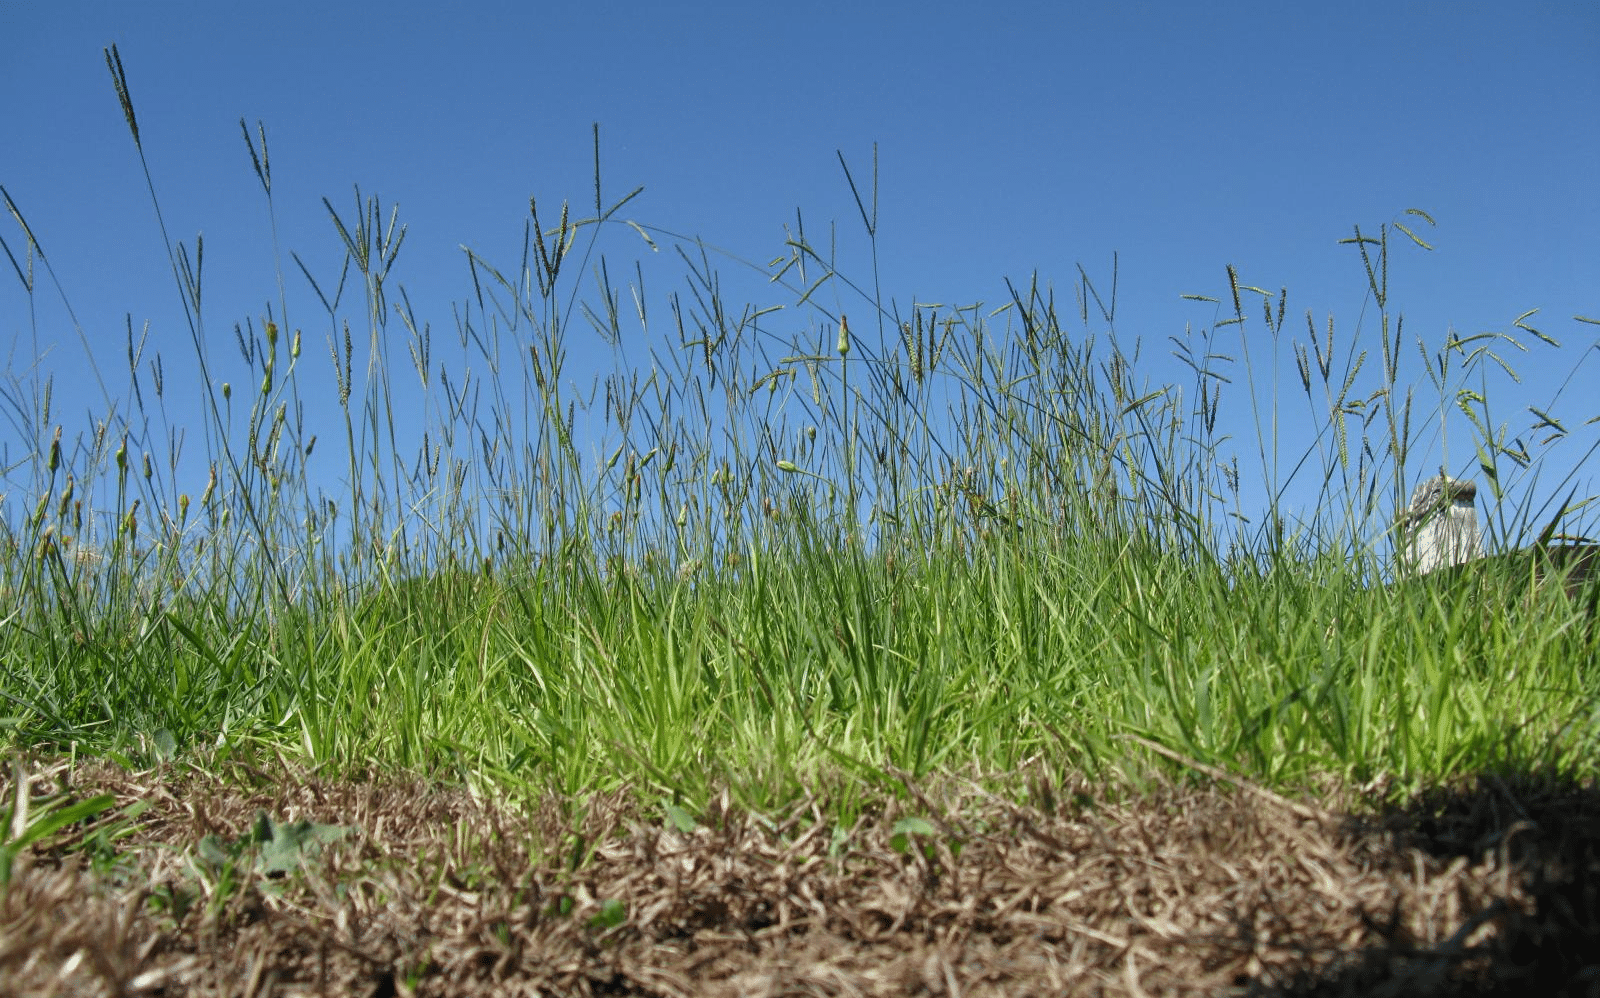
[1,757,1595,996]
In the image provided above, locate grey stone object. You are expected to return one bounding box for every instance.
[1396,473,1598,601]
[1397,475,1484,577]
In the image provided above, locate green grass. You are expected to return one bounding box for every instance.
[2,47,1597,815]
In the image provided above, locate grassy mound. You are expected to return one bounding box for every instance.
[3,46,1598,995]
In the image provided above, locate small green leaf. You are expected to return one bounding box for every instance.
[194,812,348,878]
[152,728,177,762]
[196,833,234,870]
[889,816,936,854]
[663,803,697,834]
[590,898,626,929]
[255,813,348,875]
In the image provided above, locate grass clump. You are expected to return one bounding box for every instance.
[1,46,1597,821]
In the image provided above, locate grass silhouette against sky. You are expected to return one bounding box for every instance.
[4,1,1598,547]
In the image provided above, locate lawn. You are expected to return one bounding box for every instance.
[1,50,1596,994]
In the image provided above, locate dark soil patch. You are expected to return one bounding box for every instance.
[2,758,1595,996]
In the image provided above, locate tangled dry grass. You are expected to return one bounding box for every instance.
[1,756,1595,997]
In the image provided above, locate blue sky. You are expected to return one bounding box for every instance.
[3,2,1598,558]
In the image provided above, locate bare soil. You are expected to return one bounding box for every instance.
[2,757,1595,997]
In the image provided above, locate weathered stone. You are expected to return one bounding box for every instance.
[1395,473,1597,602]
[1397,474,1483,578]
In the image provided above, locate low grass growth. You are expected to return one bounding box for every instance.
[2,47,1597,821]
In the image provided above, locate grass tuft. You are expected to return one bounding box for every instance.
[1,54,1596,819]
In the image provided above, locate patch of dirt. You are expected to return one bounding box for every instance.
[1,757,1595,996]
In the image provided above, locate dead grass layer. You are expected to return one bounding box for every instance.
[1,759,1596,998]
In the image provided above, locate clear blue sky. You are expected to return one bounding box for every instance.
[4,2,1598,556]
